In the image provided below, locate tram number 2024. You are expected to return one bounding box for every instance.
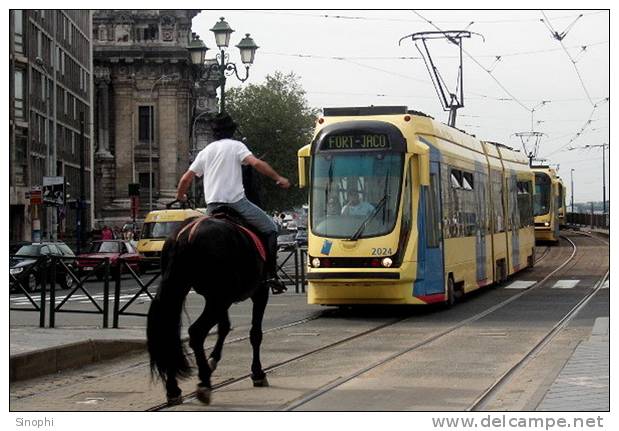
[371,248,393,256]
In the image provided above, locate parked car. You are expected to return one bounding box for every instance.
[10,242,76,292]
[76,240,141,279]
[295,227,308,247]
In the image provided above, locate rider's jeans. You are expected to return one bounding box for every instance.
[206,197,278,235]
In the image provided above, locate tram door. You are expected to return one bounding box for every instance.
[420,161,445,295]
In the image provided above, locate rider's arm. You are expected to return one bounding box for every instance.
[243,155,290,188]
[176,170,195,201]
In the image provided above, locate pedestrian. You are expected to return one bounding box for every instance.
[175,112,290,294]
[101,225,114,240]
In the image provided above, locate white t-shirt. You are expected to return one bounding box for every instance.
[189,139,253,204]
[341,201,375,217]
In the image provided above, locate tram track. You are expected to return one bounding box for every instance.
[153,234,589,411]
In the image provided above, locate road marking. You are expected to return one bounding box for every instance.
[504,281,536,289]
[601,281,609,289]
[551,279,580,289]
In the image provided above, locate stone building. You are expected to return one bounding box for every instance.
[9,10,93,244]
[92,10,218,224]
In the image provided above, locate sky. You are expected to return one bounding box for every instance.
[192,9,609,205]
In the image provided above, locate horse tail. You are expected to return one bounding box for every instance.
[147,235,192,383]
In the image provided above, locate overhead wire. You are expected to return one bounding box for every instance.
[540,10,595,106]
[243,10,605,25]
[411,10,532,113]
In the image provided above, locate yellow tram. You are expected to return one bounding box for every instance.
[297,106,535,306]
[532,165,563,243]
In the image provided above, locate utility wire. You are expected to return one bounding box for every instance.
[245,10,604,24]
[542,97,609,157]
[412,10,532,113]
[541,10,595,106]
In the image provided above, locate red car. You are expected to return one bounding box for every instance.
[77,240,141,279]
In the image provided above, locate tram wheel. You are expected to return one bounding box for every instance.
[445,276,456,308]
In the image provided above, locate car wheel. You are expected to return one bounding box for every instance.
[26,273,37,293]
[62,273,74,290]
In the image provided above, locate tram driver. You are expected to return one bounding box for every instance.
[341,190,374,217]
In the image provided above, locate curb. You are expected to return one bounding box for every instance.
[9,339,146,382]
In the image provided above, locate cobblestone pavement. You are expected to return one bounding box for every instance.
[537,317,609,411]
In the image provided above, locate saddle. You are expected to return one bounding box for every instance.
[176,210,267,262]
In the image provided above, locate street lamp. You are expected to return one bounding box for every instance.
[570,168,575,215]
[584,143,608,220]
[188,17,259,113]
[35,57,55,240]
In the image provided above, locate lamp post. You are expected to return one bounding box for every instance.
[584,143,608,220]
[570,168,575,215]
[35,57,56,240]
[188,17,259,113]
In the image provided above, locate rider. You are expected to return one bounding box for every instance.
[175,113,290,294]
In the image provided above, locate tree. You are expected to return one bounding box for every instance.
[225,71,319,212]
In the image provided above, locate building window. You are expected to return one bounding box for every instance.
[139,172,156,192]
[13,10,24,54]
[14,69,25,119]
[138,106,154,142]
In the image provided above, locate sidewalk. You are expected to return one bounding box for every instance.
[9,325,147,382]
[537,317,609,411]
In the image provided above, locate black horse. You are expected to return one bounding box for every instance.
[146,211,270,405]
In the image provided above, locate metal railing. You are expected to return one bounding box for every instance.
[566,212,609,230]
[10,247,310,328]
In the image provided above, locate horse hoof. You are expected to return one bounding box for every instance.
[166,394,183,406]
[208,357,218,371]
[252,376,269,387]
[196,384,212,405]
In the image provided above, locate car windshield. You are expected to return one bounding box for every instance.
[15,245,42,257]
[141,221,184,239]
[310,152,403,238]
[534,172,551,216]
[90,241,121,253]
[56,243,75,257]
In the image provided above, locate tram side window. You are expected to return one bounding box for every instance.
[426,173,440,248]
[443,167,476,238]
[491,170,505,233]
[508,175,520,231]
[517,181,533,227]
[557,183,564,210]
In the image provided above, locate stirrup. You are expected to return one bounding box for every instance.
[264,279,287,295]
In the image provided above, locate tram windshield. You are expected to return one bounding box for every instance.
[311,152,403,239]
[534,172,551,216]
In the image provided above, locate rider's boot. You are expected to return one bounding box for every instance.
[263,231,287,294]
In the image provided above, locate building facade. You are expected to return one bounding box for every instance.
[92,10,217,224]
[9,10,94,244]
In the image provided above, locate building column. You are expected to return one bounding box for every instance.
[157,86,178,200]
[113,83,133,198]
[96,78,112,156]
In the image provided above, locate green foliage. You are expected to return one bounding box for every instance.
[226,71,319,211]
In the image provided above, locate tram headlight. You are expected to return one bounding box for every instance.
[544,222,550,227]
[311,257,321,268]
[381,257,393,268]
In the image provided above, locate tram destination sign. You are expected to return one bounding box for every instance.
[323,133,390,151]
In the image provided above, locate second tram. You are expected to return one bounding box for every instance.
[298,106,536,306]
[532,165,563,243]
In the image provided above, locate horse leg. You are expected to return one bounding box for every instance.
[250,285,269,387]
[207,310,231,373]
[188,303,219,404]
[165,374,182,406]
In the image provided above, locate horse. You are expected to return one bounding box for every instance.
[146,210,271,405]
